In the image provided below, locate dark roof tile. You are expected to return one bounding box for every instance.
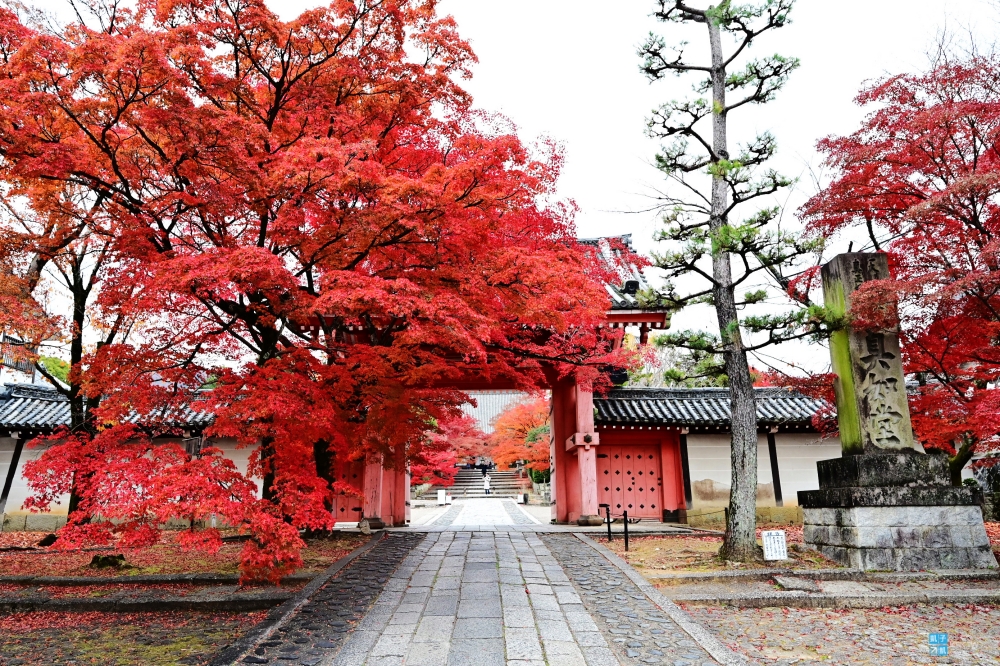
[0,383,213,430]
[595,387,826,428]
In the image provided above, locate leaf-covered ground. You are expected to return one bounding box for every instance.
[0,531,366,577]
[0,610,266,665]
[606,525,836,573]
[686,603,1000,664]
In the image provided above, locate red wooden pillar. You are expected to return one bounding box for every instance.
[381,447,408,527]
[573,386,602,525]
[363,455,385,529]
[552,378,602,526]
[659,433,685,520]
[551,379,576,523]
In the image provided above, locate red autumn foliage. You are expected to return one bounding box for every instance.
[488,396,551,471]
[411,413,487,487]
[0,0,635,581]
[801,55,1000,477]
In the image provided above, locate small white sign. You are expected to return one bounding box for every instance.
[762,530,788,561]
[437,489,446,505]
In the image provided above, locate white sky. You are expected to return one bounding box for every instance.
[30,0,1000,374]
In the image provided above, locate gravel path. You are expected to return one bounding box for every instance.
[500,500,537,526]
[223,532,424,665]
[684,603,1000,664]
[542,534,718,666]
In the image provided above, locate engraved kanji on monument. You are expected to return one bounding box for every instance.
[821,253,914,455]
[799,252,997,571]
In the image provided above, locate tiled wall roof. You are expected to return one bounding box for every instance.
[595,387,827,429]
[0,384,213,431]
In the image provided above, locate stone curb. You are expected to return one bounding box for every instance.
[643,567,1000,584]
[673,589,1000,609]
[210,530,385,666]
[0,573,315,586]
[0,591,293,613]
[573,533,756,666]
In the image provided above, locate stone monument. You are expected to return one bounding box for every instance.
[799,253,997,570]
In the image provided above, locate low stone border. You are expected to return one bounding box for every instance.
[644,567,1000,584]
[573,533,755,666]
[674,589,1000,609]
[210,530,385,666]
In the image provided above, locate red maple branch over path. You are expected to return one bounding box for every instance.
[0,0,636,581]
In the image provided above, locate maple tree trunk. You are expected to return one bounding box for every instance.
[67,272,89,517]
[951,435,976,487]
[706,17,759,562]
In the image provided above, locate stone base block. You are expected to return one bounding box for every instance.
[799,485,977,508]
[803,505,998,571]
[577,514,604,527]
[817,452,950,488]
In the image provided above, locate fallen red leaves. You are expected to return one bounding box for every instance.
[0,531,363,579]
[0,609,267,632]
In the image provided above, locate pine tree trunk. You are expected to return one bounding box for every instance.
[706,16,760,562]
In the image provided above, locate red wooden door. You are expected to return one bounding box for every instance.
[331,457,365,521]
[597,446,662,519]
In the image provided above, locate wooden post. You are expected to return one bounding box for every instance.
[766,429,783,507]
[0,433,25,515]
[363,455,385,529]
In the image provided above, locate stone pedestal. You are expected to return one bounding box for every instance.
[800,453,997,570]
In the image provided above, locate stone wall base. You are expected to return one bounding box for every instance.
[803,505,998,570]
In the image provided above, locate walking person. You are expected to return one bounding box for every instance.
[483,472,491,496]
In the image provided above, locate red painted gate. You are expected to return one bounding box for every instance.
[597,446,662,519]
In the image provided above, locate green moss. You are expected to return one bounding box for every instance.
[62,623,240,665]
[824,271,864,455]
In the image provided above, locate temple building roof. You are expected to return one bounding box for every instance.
[0,383,212,433]
[2,383,830,434]
[594,387,828,430]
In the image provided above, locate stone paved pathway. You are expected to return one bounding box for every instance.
[231,500,728,666]
[328,531,623,666]
[322,528,723,665]
[229,533,424,666]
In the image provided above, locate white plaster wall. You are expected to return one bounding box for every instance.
[3,442,70,515]
[686,433,732,508]
[775,434,843,506]
[209,438,261,496]
[687,432,842,508]
[1,437,262,518]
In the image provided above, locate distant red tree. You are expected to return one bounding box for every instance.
[411,414,486,487]
[801,55,1000,483]
[489,396,550,471]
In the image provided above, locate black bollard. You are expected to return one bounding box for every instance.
[606,505,613,542]
[623,510,629,551]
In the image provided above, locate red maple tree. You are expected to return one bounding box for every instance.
[0,0,631,580]
[411,413,487,487]
[801,54,1000,483]
[488,396,551,472]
